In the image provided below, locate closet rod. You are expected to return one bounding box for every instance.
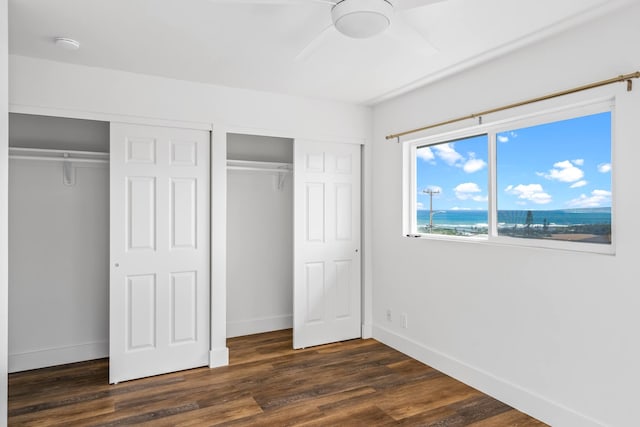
[9,147,109,163]
[9,156,108,164]
[227,166,292,173]
[227,160,292,173]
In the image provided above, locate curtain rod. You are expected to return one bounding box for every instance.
[385,71,640,142]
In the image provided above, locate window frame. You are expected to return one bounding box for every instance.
[404,98,615,255]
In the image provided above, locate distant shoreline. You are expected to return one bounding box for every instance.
[418,221,611,243]
[417,207,611,228]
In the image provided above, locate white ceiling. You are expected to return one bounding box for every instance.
[8,0,633,105]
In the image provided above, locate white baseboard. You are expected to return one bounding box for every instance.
[361,323,373,339]
[373,325,605,427]
[209,347,229,368]
[227,314,292,338]
[9,340,108,373]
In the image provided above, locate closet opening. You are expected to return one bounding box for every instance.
[226,133,294,339]
[8,113,110,373]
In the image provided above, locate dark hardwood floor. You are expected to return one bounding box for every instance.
[8,330,547,426]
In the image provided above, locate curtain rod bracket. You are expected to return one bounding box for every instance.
[478,116,483,125]
[627,79,633,92]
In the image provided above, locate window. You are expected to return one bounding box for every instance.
[415,134,489,237]
[496,112,611,244]
[408,102,613,252]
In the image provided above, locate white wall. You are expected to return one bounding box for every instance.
[1,0,8,422]
[8,56,371,143]
[372,3,640,427]
[226,170,293,337]
[9,113,109,152]
[226,134,294,337]
[8,55,372,368]
[8,159,108,372]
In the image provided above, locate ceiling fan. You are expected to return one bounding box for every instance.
[209,0,445,60]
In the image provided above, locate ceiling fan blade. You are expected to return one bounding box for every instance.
[295,24,337,62]
[208,0,336,5]
[394,0,446,11]
[386,14,438,56]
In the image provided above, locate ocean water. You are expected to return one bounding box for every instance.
[417,208,611,228]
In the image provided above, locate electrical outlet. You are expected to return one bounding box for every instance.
[401,313,408,329]
[386,309,392,322]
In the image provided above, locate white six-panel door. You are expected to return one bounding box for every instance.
[293,140,361,349]
[109,123,210,384]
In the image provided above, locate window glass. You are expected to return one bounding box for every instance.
[415,134,489,237]
[496,112,611,244]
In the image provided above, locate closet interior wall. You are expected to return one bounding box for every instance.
[226,133,294,338]
[8,113,110,372]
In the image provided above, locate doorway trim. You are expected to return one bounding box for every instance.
[6,104,227,369]
[218,125,372,358]
[5,107,374,371]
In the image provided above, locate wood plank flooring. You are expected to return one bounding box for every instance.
[8,330,547,426]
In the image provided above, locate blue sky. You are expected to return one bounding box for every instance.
[416,111,612,211]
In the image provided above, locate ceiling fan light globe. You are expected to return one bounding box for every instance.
[331,0,393,39]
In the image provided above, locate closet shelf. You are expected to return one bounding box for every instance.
[227,159,292,173]
[9,147,109,163]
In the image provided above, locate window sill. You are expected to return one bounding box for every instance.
[404,232,615,255]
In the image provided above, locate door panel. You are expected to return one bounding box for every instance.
[171,178,197,249]
[127,177,156,250]
[294,140,361,349]
[110,123,210,383]
[171,271,198,343]
[127,274,156,351]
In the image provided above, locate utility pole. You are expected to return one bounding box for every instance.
[422,189,440,232]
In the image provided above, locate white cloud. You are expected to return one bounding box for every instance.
[566,189,612,208]
[497,131,518,143]
[573,159,584,166]
[455,182,481,192]
[416,202,424,210]
[505,183,552,204]
[593,189,612,197]
[422,143,486,172]
[598,163,612,173]
[570,180,588,188]
[541,160,584,183]
[433,143,463,166]
[416,146,435,162]
[454,182,482,200]
[463,156,487,173]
